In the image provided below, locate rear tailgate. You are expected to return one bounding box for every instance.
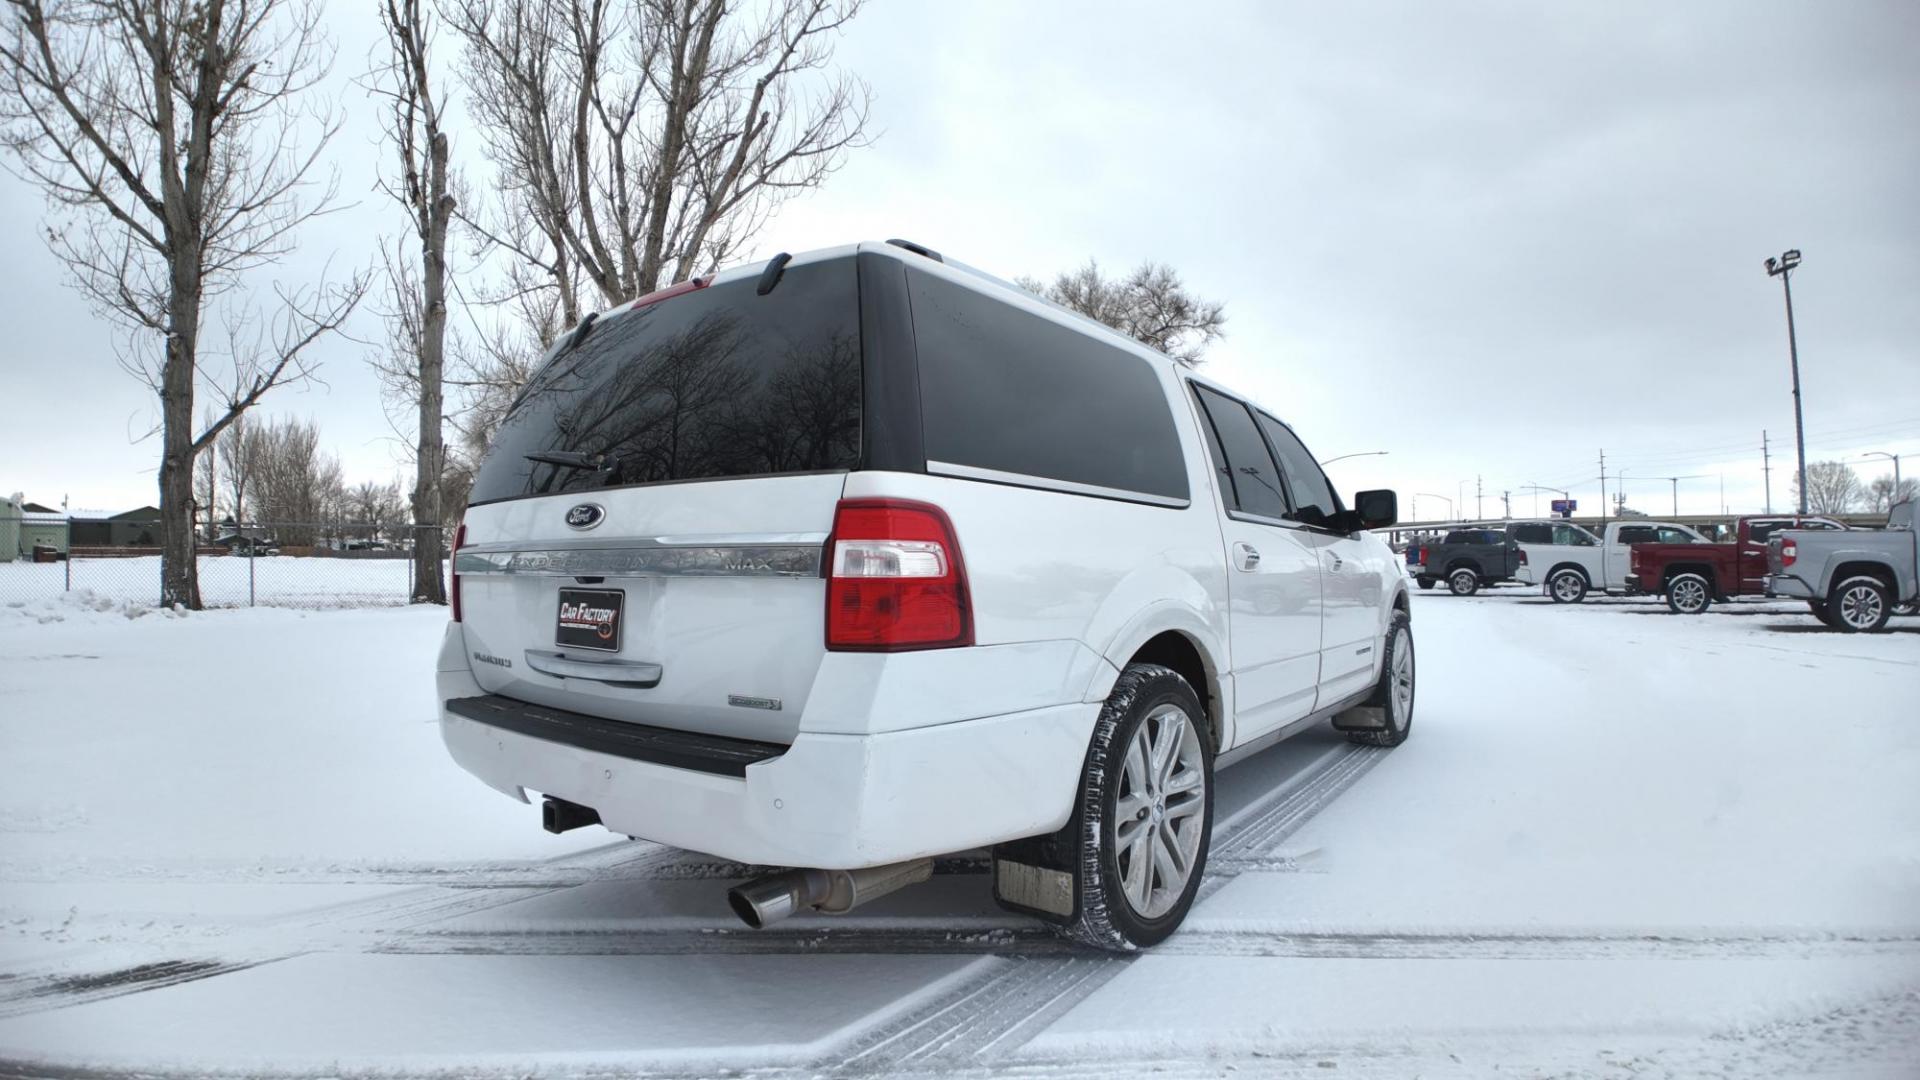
[457,475,843,745]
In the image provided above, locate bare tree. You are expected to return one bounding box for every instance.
[1,0,368,606]
[1865,473,1917,513]
[367,0,455,602]
[218,410,252,524]
[193,404,219,539]
[1018,260,1227,365]
[1792,460,1862,515]
[245,415,342,545]
[445,0,873,329]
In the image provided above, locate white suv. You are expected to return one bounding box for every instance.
[437,240,1413,949]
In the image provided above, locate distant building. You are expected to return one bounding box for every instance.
[69,506,162,548]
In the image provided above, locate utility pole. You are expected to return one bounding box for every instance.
[1598,449,1607,531]
[1765,250,1807,513]
[1762,431,1773,514]
[1476,475,1483,519]
[1502,490,1511,519]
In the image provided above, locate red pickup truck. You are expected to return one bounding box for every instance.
[1626,515,1845,614]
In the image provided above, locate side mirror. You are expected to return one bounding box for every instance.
[1354,489,1398,530]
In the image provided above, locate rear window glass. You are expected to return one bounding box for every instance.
[1509,523,1554,544]
[468,260,861,505]
[908,270,1188,502]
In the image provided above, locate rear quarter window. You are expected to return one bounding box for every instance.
[907,270,1188,503]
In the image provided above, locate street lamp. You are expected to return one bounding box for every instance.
[1765,248,1808,513]
[1520,483,1568,519]
[1318,450,1389,466]
[1859,451,1904,507]
[1415,493,1454,521]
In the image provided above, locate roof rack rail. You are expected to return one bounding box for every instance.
[886,238,943,263]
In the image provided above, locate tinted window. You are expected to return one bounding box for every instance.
[1191,385,1287,519]
[1255,413,1339,520]
[910,271,1187,501]
[1615,525,1657,545]
[469,260,861,505]
[1445,530,1500,545]
[1554,524,1597,546]
[1654,526,1697,544]
[1748,520,1787,542]
[1509,523,1554,544]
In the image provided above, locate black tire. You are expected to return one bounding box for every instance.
[1416,576,1436,590]
[1349,609,1414,748]
[1063,663,1214,952]
[1827,576,1892,633]
[1807,600,1837,628]
[1665,572,1712,614]
[1547,568,1589,604]
[1447,567,1480,596]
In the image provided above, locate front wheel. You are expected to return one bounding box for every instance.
[1064,664,1214,951]
[1828,576,1892,633]
[1666,573,1712,614]
[1548,568,1589,604]
[1348,610,1414,747]
[1447,567,1480,596]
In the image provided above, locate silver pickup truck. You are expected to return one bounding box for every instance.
[1766,500,1917,632]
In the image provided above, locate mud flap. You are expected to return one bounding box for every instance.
[992,829,1080,922]
[1330,703,1388,732]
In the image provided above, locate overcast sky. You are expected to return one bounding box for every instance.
[3,0,1916,519]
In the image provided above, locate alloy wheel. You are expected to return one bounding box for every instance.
[1114,703,1207,919]
[1839,583,1884,630]
[1390,626,1414,728]
[1671,578,1707,613]
[1552,572,1584,602]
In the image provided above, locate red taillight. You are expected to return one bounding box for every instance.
[825,498,972,651]
[450,522,467,622]
[629,276,709,310]
[1411,546,1425,565]
[1517,548,1528,565]
[1781,540,1797,567]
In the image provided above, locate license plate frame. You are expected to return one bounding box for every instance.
[555,588,625,652]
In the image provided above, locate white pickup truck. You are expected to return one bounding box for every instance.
[1766,500,1918,632]
[1512,519,1709,602]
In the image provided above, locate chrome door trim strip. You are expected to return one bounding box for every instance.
[456,540,823,578]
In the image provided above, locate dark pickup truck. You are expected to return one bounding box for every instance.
[1626,514,1845,614]
[1405,527,1523,596]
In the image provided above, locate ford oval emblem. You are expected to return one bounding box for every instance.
[565,503,605,530]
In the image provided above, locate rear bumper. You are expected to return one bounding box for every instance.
[1765,573,1818,599]
[1624,575,1650,595]
[435,626,1100,869]
[440,698,1098,868]
[1515,566,1537,585]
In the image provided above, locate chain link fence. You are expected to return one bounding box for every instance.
[0,519,449,610]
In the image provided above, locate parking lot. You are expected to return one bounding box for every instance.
[2,587,1915,1077]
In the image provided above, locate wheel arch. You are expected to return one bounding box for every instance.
[1085,584,1230,753]
[1662,561,1717,590]
[1548,561,1591,584]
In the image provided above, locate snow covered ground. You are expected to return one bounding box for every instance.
[1,590,1916,1077]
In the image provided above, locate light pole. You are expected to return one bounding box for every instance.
[1318,450,1389,466]
[1765,249,1807,513]
[1859,451,1904,506]
[1416,493,1454,522]
[1520,484,1569,519]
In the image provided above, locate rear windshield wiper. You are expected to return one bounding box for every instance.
[524,450,608,470]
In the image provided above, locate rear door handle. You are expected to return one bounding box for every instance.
[524,649,662,688]
[1234,542,1261,571]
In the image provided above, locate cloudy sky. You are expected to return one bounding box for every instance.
[4,0,1916,519]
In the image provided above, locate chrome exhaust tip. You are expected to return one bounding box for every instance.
[727,868,831,929]
[727,859,934,928]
